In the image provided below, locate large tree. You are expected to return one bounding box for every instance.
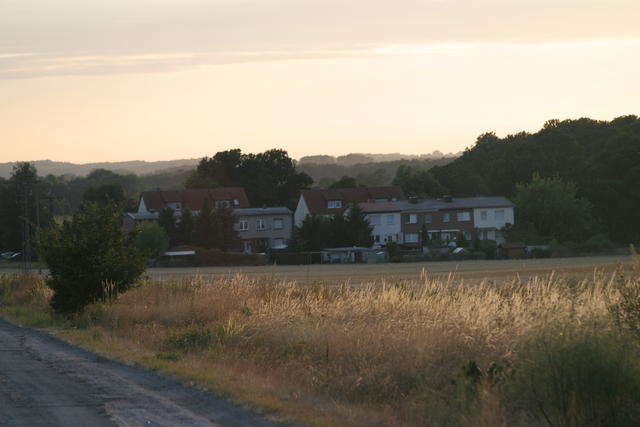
[40,202,146,315]
[511,174,596,243]
[187,149,312,208]
[392,165,446,198]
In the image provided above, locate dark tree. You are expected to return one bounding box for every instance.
[345,204,374,247]
[392,165,446,198]
[40,202,146,315]
[296,215,331,250]
[187,149,312,208]
[193,201,239,251]
[158,207,179,246]
[512,174,596,243]
[329,176,357,189]
[83,184,126,207]
[178,207,194,245]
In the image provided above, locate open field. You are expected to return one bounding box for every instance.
[2,254,640,426]
[2,255,632,286]
[147,255,633,285]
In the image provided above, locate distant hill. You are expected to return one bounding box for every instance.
[0,159,200,178]
[299,151,460,166]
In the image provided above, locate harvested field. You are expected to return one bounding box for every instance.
[148,255,633,285]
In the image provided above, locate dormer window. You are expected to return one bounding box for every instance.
[327,200,342,209]
[215,200,231,209]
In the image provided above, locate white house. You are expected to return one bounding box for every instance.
[355,202,402,247]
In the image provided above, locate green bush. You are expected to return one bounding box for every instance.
[134,222,170,259]
[510,326,640,426]
[478,240,497,259]
[40,202,146,315]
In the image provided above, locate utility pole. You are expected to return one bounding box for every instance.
[21,181,32,273]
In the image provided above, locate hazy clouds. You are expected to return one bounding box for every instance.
[2,0,639,78]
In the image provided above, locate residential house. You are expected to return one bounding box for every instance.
[233,207,293,253]
[124,188,250,232]
[356,202,402,247]
[396,196,515,247]
[294,186,406,227]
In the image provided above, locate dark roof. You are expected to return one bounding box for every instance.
[139,188,250,212]
[233,207,292,216]
[396,196,514,212]
[358,202,400,213]
[301,187,406,215]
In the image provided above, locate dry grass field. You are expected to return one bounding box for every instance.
[2,253,640,426]
[148,255,632,285]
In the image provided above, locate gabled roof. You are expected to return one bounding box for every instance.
[396,196,514,212]
[139,188,250,212]
[300,187,406,215]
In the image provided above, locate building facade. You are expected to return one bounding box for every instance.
[294,186,406,227]
[233,207,293,253]
[397,196,515,247]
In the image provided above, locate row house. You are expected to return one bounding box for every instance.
[124,187,250,232]
[294,186,406,227]
[134,188,250,217]
[357,202,402,247]
[124,188,294,252]
[396,196,515,246]
[233,207,293,253]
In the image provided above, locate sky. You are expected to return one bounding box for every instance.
[1,0,639,163]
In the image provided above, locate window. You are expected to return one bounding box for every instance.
[386,215,395,225]
[327,200,342,209]
[405,233,419,243]
[465,231,472,240]
[369,215,381,226]
[273,238,284,247]
[375,235,380,243]
[456,211,471,221]
[495,210,505,221]
[442,213,450,222]
[407,214,417,224]
[425,213,432,224]
[273,218,284,230]
[233,199,240,206]
[239,220,249,231]
[215,200,230,209]
[242,241,252,253]
[480,210,488,221]
[256,219,266,230]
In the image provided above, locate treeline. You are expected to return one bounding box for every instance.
[424,116,640,244]
[298,157,454,189]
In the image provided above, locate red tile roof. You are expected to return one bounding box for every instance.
[301,187,405,215]
[139,188,250,212]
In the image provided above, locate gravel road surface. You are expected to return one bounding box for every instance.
[0,318,281,427]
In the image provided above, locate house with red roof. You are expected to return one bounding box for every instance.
[123,188,250,232]
[293,186,406,227]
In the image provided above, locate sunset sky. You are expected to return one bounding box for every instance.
[2,0,639,163]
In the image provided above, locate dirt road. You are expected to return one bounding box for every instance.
[0,318,280,427]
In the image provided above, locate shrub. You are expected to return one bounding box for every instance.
[510,325,640,426]
[40,202,146,315]
[134,222,170,259]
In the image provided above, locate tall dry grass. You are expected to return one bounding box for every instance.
[79,267,640,426]
[3,263,640,426]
